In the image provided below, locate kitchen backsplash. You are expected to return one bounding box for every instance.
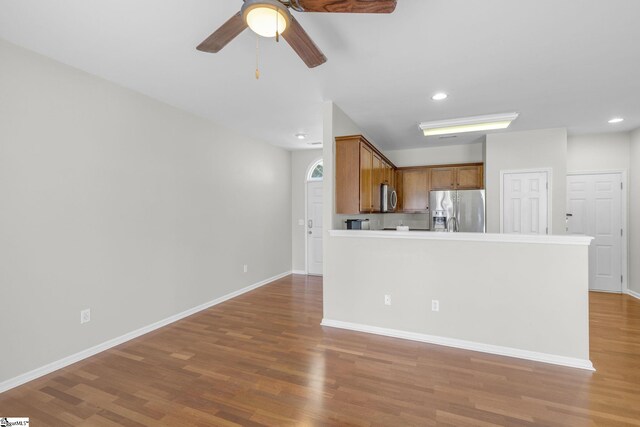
[335,214,384,230]
[383,213,430,230]
[335,213,430,230]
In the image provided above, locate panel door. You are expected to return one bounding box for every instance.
[307,181,323,276]
[502,172,548,234]
[359,143,372,213]
[457,165,484,189]
[401,168,429,212]
[430,167,456,190]
[567,174,622,292]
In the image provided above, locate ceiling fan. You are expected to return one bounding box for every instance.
[196,0,397,68]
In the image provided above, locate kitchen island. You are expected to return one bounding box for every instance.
[323,230,594,370]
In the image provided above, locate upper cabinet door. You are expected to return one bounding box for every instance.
[371,153,383,212]
[335,136,361,214]
[456,165,484,189]
[430,167,456,190]
[359,143,373,213]
[401,168,429,212]
[383,163,392,187]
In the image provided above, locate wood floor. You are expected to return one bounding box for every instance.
[1,275,639,426]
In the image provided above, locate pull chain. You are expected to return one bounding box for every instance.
[275,9,280,42]
[255,35,260,80]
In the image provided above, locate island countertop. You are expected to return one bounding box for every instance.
[329,229,593,246]
[324,228,594,371]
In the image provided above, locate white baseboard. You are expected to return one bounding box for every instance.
[0,271,291,394]
[627,289,640,300]
[321,319,595,372]
[291,270,307,275]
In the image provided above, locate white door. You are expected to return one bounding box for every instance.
[307,181,323,275]
[567,173,623,292]
[502,171,549,234]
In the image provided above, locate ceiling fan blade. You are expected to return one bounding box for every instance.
[282,16,327,68]
[292,0,397,13]
[196,12,247,53]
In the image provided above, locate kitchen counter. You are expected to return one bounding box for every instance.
[324,229,594,370]
[330,229,592,246]
[382,228,430,232]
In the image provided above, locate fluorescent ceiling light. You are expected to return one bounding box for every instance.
[608,117,624,124]
[419,112,519,137]
[295,133,306,140]
[431,92,448,101]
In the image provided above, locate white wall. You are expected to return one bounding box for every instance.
[630,129,640,295]
[324,233,591,368]
[291,149,322,273]
[485,128,568,234]
[567,133,630,172]
[385,142,484,167]
[0,40,292,384]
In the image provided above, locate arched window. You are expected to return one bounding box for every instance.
[307,159,323,181]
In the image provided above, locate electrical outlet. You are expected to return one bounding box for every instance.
[384,294,392,306]
[243,264,248,273]
[431,300,439,312]
[80,309,91,324]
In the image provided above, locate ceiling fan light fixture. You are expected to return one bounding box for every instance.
[242,0,290,38]
[419,112,519,137]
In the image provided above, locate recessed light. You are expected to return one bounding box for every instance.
[608,117,624,124]
[295,133,307,140]
[431,92,448,101]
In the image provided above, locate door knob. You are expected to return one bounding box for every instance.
[308,219,313,228]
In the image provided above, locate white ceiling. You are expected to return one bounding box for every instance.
[1,0,639,150]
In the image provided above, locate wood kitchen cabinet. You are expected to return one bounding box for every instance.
[384,163,394,188]
[398,167,430,212]
[359,143,373,212]
[429,167,456,190]
[456,164,484,189]
[336,135,483,214]
[429,164,484,190]
[372,153,383,212]
[336,135,397,214]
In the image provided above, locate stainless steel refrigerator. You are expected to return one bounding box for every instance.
[429,190,486,232]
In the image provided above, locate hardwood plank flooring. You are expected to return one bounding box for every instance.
[1,275,639,426]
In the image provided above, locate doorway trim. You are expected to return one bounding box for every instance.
[500,168,553,234]
[567,169,628,294]
[304,158,323,275]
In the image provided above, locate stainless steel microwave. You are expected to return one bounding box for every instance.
[380,184,397,213]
